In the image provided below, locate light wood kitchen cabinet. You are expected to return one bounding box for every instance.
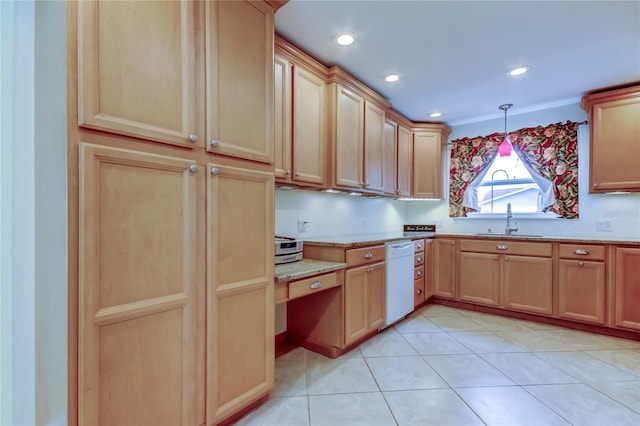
[344,261,386,345]
[77,0,200,148]
[397,124,413,197]
[383,114,413,197]
[432,238,457,298]
[413,238,433,306]
[70,1,279,424]
[412,124,451,199]
[274,37,328,186]
[364,101,386,192]
[206,163,274,424]
[458,240,553,315]
[206,0,274,163]
[327,67,391,193]
[614,247,640,331]
[558,244,606,325]
[581,85,640,193]
[77,144,199,426]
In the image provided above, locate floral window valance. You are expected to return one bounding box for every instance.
[449,121,580,219]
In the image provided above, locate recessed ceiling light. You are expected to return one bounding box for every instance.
[430,112,442,118]
[336,33,354,46]
[508,66,530,76]
[384,74,399,83]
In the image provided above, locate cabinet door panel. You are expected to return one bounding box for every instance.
[274,54,292,178]
[344,266,368,345]
[383,120,397,195]
[433,239,456,298]
[502,255,553,315]
[78,0,199,147]
[413,131,441,198]
[335,86,364,188]
[615,247,640,330]
[367,262,386,330]
[396,125,412,197]
[78,143,198,425]
[558,260,605,324]
[207,164,274,423]
[364,102,385,192]
[458,252,499,306]
[207,0,274,163]
[293,67,327,184]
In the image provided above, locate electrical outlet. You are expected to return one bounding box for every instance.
[297,218,309,233]
[596,219,613,232]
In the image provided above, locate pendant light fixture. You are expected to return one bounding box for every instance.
[497,103,513,157]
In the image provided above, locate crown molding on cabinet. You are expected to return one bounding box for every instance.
[275,34,329,80]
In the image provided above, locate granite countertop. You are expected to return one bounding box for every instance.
[301,232,639,248]
[437,233,640,245]
[302,232,435,248]
[274,258,347,283]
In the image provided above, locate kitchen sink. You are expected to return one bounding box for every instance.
[474,233,545,238]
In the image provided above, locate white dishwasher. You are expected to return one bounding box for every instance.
[384,240,415,326]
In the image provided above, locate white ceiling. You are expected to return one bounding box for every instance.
[275,0,640,125]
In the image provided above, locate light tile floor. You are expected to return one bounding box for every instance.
[237,304,640,426]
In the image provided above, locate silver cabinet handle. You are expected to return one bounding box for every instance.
[579,261,585,267]
[364,252,373,259]
[310,281,322,289]
[574,249,590,255]
[188,134,198,143]
[496,245,508,250]
[417,270,423,276]
[417,256,423,262]
[189,164,198,173]
[210,140,220,147]
[210,167,219,175]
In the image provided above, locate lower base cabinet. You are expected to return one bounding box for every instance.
[458,252,500,306]
[502,255,553,315]
[344,261,386,345]
[614,247,640,331]
[558,260,606,325]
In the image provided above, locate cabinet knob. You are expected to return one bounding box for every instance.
[210,140,220,147]
[189,164,198,173]
[188,134,198,143]
[579,261,585,267]
[493,256,498,260]
[295,172,300,177]
[417,270,423,276]
[574,249,590,255]
[505,256,510,261]
[211,167,219,175]
[496,245,508,250]
[286,170,291,175]
[310,281,323,289]
[417,244,423,249]
[417,289,422,294]
[364,252,373,259]
[366,267,373,273]
[417,257,423,262]
[593,183,599,188]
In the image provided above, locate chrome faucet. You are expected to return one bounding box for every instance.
[505,202,518,235]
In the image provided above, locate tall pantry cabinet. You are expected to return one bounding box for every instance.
[68,1,280,425]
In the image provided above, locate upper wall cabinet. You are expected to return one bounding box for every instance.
[274,37,328,186]
[385,111,413,197]
[77,0,201,148]
[412,123,451,199]
[326,67,391,193]
[581,85,640,193]
[206,0,274,163]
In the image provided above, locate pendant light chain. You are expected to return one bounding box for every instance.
[497,103,513,157]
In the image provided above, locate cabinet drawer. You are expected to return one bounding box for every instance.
[346,245,385,267]
[559,244,605,261]
[288,271,340,301]
[414,253,425,266]
[460,239,552,257]
[414,239,425,253]
[414,265,425,280]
